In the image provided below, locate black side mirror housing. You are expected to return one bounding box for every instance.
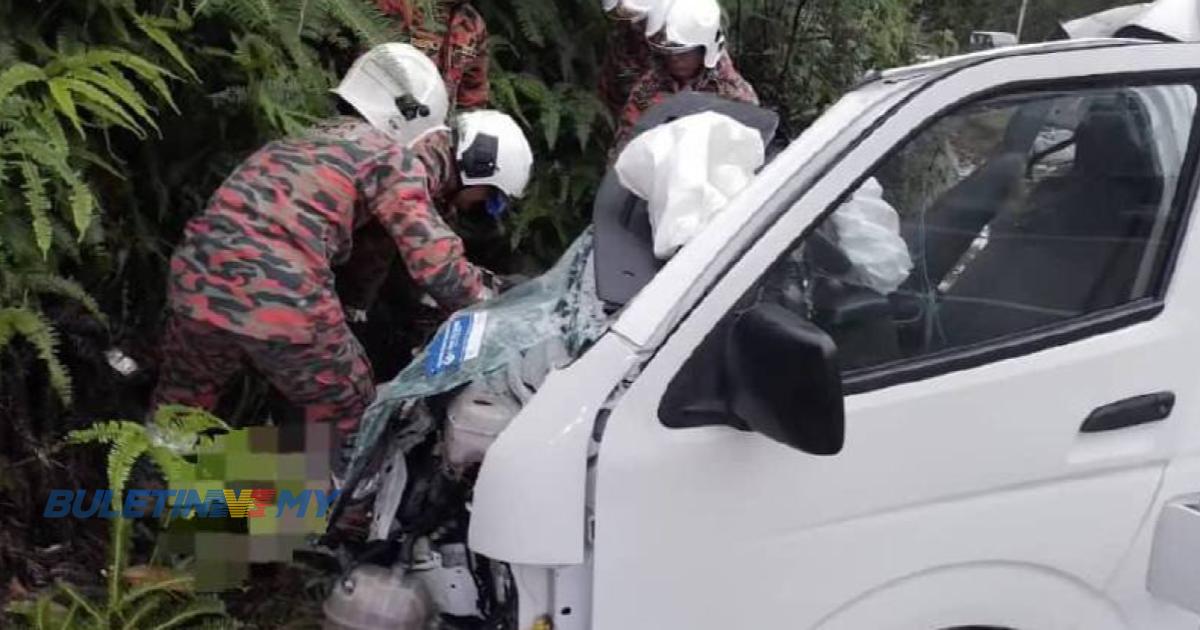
[661,302,845,455]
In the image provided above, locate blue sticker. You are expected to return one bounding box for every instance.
[424,312,488,377]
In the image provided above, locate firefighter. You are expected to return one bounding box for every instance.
[598,0,667,117]
[375,0,490,110]
[612,0,758,154]
[152,44,533,467]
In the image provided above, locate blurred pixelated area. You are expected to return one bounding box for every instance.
[157,423,337,592]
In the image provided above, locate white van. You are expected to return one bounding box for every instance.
[450,38,1200,630]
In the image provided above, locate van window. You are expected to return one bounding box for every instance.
[749,83,1198,373]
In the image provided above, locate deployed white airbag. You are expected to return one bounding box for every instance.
[615,111,765,260]
[829,178,913,295]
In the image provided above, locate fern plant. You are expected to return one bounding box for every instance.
[5,406,232,630]
[0,12,188,258]
[193,0,398,135]
[481,0,613,264]
[0,261,113,406]
[0,308,72,406]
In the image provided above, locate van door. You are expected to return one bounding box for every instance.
[593,46,1200,630]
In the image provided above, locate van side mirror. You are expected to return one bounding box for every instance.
[726,303,845,454]
[660,302,845,455]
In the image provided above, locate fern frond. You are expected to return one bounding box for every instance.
[490,71,528,126]
[154,404,231,435]
[31,105,69,151]
[2,593,66,627]
[45,83,83,137]
[68,179,96,240]
[511,73,552,103]
[539,93,562,150]
[200,0,273,32]
[6,131,98,240]
[121,576,194,608]
[84,49,180,113]
[513,0,546,46]
[56,77,146,136]
[129,12,200,81]
[144,446,191,488]
[146,596,227,630]
[16,274,107,324]
[48,215,83,264]
[318,0,395,48]
[565,88,609,148]
[53,582,103,626]
[70,69,159,133]
[106,430,150,496]
[13,306,71,403]
[66,420,141,447]
[121,592,168,630]
[59,600,81,630]
[0,62,47,103]
[73,147,126,179]
[17,158,53,256]
[95,65,156,120]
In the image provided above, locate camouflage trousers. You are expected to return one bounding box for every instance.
[153,312,375,436]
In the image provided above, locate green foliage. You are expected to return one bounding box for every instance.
[0,40,180,261]
[66,404,228,503]
[0,0,398,425]
[193,0,396,135]
[723,0,930,135]
[0,259,114,406]
[4,406,232,630]
[481,0,612,265]
[915,0,1130,45]
[0,307,71,405]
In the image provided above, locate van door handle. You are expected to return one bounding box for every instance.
[1080,392,1175,433]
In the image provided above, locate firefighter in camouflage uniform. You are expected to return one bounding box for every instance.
[153,45,533,458]
[612,0,757,155]
[597,0,659,117]
[375,0,490,110]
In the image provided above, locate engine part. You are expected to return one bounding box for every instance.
[409,541,483,618]
[444,380,522,471]
[323,565,434,630]
[368,448,408,541]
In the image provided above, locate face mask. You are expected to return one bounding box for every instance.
[486,189,511,219]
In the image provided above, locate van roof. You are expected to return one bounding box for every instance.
[863,38,1152,87]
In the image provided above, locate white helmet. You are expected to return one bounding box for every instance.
[455,110,534,205]
[655,0,725,68]
[333,43,450,147]
[601,0,619,12]
[644,0,676,35]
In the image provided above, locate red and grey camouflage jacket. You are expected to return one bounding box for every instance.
[167,118,491,344]
[376,0,489,110]
[598,19,653,117]
[612,55,759,157]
